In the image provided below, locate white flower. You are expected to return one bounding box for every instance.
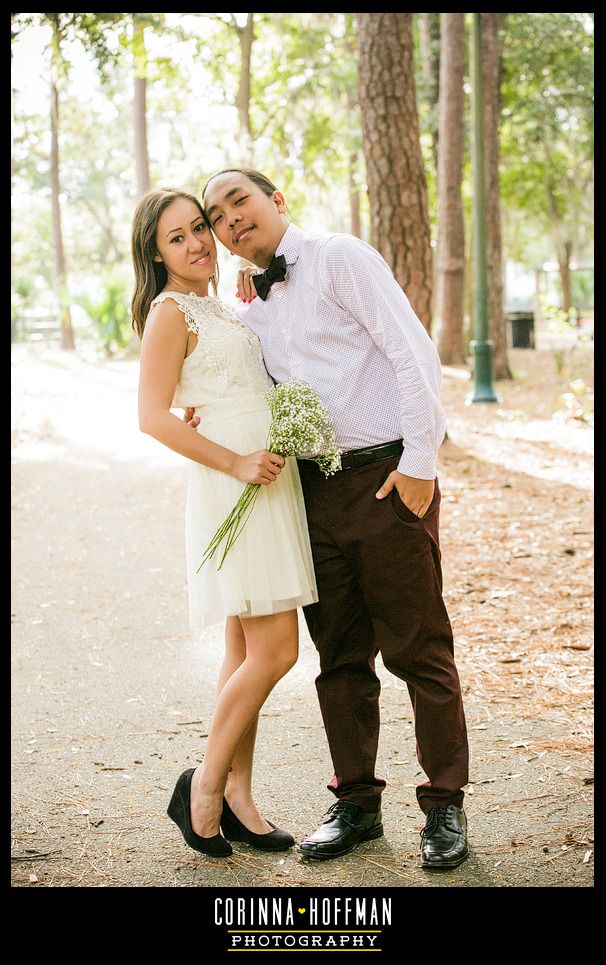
[266,379,342,477]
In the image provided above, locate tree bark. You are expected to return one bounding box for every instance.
[357,13,433,329]
[49,15,75,351]
[347,88,362,238]
[235,13,254,163]
[133,19,151,198]
[418,13,440,174]
[435,13,466,364]
[543,134,573,315]
[349,153,362,239]
[556,240,572,314]
[134,77,150,197]
[482,12,511,379]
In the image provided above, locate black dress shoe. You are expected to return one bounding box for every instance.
[420,805,469,869]
[298,801,383,860]
[167,768,233,857]
[221,797,295,852]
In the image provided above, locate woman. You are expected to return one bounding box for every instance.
[132,187,318,857]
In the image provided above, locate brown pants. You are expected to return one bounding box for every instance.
[298,455,469,815]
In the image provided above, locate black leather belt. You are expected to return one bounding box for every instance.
[339,440,403,471]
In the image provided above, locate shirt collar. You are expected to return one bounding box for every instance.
[274,222,305,266]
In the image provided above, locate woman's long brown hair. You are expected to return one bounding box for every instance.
[130,187,218,339]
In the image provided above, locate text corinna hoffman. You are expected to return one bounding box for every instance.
[214,896,392,926]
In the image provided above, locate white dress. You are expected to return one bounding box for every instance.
[149,291,318,631]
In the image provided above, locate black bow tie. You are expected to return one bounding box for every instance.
[253,254,287,301]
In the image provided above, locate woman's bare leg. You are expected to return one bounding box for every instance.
[217,617,264,829]
[190,609,298,837]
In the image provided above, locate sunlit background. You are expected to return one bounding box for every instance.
[11,13,593,357]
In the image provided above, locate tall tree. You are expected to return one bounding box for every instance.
[198,12,367,237]
[344,15,363,238]
[482,13,511,379]
[417,13,441,175]
[357,13,433,328]
[13,13,120,348]
[434,13,466,364]
[500,13,593,313]
[201,13,256,164]
[235,13,255,163]
[133,15,151,198]
[48,14,75,350]
[117,14,186,197]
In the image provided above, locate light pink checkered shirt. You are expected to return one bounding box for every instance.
[235,223,446,479]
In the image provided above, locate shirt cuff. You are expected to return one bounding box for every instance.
[397,449,437,480]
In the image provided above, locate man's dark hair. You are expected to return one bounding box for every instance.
[202,168,278,201]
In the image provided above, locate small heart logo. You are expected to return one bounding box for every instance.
[298,908,306,914]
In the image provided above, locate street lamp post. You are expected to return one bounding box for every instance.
[468,12,498,404]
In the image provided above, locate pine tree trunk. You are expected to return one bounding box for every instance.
[417,12,441,321]
[557,241,573,314]
[235,13,254,163]
[349,153,362,238]
[133,20,151,198]
[50,16,75,351]
[357,13,433,329]
[134,77,150,197]
[482,12,511,379]
[418,12,440,174]
[435,13,466,364]
[347,89,362,238]
[542,130,573,316]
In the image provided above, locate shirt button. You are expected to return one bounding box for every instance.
[281,327,287,334]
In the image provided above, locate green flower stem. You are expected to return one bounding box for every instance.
[196,482,260,573]
[217,485,261,569]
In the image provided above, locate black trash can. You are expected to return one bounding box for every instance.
[506,311,535,348]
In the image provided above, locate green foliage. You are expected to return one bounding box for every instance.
[11,111,50,190]
[11,274,37,342]
[413,13,441,211]
[500,13,593,269]
[191,12,361,228]
[541,299,571,331]
[570,271,594,310]
[76,276,132,355]
[12,12,123,77]
[59,84,136,268]
[10,11,594,330]
[11,200,56,291]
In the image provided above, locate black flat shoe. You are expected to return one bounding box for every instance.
[298,801,383,860]
[167,768,232,857]
[420,805,469,869]
[221,797,295,851]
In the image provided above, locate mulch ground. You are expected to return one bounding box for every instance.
[11,340,593,888]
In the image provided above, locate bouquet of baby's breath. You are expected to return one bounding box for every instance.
[197,379,341,572]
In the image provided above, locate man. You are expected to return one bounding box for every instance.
[190,167,469,870]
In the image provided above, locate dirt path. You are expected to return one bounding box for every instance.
[11,342,593,888]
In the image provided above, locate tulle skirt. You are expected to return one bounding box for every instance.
[184,395,318,631]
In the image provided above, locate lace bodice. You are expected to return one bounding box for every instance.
[149,291,274,411]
